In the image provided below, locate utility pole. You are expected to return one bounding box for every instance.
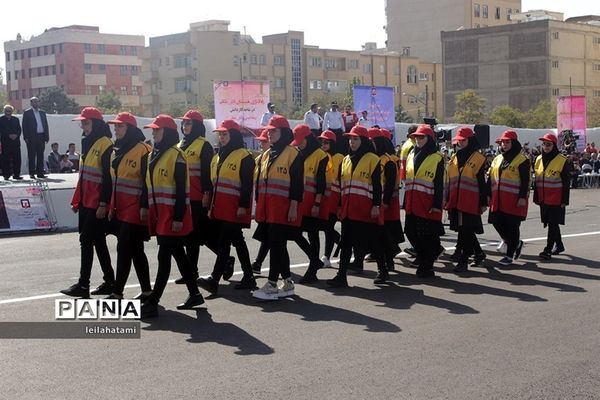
[425,84,429,117]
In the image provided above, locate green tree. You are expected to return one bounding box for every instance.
[453,89,486,124]
[95,91,122,114]
[38,86,80,114]
[395,105,413,123]
[525,99,556,129]
[196,93,215,119]
[489,104,526,128]
[0,91,7,108]
[167,103,187,120]
[588,97,600,128]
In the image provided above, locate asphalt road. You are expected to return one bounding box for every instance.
[1,189,600,399]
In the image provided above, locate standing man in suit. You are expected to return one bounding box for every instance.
[22,97,49,179]
[0,105,23,180]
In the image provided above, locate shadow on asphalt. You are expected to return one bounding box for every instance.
[141,307,275,356]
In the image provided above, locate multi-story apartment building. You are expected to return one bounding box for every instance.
[141,20,441,121]
[4,25,144,112]
[385,0,521,62]
[441,16,600,119]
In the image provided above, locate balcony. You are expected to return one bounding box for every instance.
[140,70,159,81]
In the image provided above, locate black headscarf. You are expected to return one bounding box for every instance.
[299,134,321,159]
[500,139,523,170]
[217,129,245,171]
[180,119,206,150]
[149,127,180,167]
[349,136,375,170]
[112,125,146,169]
[455,136,481,168]
[373,136,395,157]
[268,127,293,167]
[81,118,111,159]
[413,135,438,171]
[541,141,559,168]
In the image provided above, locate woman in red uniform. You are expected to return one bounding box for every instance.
[105,112,153,300]
[61,107,115,298]
[250,129,271,274]
[141,115,204,318]
[197,120,257,293]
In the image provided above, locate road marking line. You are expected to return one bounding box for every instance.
[2,230,600,306]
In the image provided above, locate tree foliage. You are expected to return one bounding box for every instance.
[95,91,122,114]
[524,99,556,129]
[453,89,486,124]
[38,86,80,114]
[588,97,600,128]
[395,105,413,123]
[0,91,7,108]
[489,104,526,128]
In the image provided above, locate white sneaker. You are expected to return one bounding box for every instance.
[497,241,507,253]
[321,255,332,268]
[252,281,278,300]
[278,278,295,298]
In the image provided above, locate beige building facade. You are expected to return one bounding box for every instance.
[385,0,521,62]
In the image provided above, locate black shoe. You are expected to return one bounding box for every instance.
[387,261,396,271]
[408,257,421,268]
[133,292,151,302]
[13,176,23,180]
[449,249,460,262]
[453,262,468,273]
[347,262,364,275]
[141,301,158,318]
[234,275,257,290]
[326,274,348,288]
[90,282,114,295]
[3,176,10,180]
[252,261,262,275]
[416,269,435,279]
[404,247,417,257]
[514,240,524,260]
[539,251,552,260]
[472,252,487,267]
[374,270,389,284]
[60,283,90,298]
[551,244,565,255]
[197,276,219,294]
[30,175,36,180]
[299,270,319,284]
[175,272,198,284]
[222,257,235,281]
[176,293,205,310]
[37,174,47,179]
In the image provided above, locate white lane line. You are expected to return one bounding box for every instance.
[2,230,600,306]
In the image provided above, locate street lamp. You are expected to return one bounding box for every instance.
[402,84,429,118]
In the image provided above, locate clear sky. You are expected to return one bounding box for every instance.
[1,0,598,76]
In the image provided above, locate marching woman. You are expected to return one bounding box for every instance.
[372,128,405,271]
[327,125,386,288]
[142,115,204,318]
[444,127,488,273]
[105,112,153,300]
[61,107,115,298]
[197,120,257,293]
[488,130,530,266]
[534,133,570,259]
[403,124,446,279]
[319,130,344,268]
[252,115,304,300]
[291,124,329,284]
[250,129,271,274]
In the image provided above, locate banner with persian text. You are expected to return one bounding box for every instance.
[557,96,587,151]
[213,81,270,132]
[0,185,52,233]
[352,85,395,134]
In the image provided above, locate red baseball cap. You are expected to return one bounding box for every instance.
[410,124,435,138]
[344,125,369,138]
[214,119,241,132]
[538,133,557,144]
[72,107,103,121]
[107,112,137,127]
[265,115,290,130]
[452,126,474,144]
[143,114,178,130]
[318,130,337,142]
[256,129,269,142]
[380,129,392,140]
[181,110,204,122]
[291,124,312,146]
[367,128,383,140]
[495,130,518,143]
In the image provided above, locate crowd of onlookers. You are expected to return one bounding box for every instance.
[46,142,80,174]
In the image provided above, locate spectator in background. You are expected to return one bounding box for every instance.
[47,142,61,173]
[59,154,74,173]
[22,97,50,179]
[67,143,80,171]
[342,105,358,133]
[569,155,581,188]
[323,102,346,154]
[260,102,276,127]
[580,153,593,174]
[591,152,600,173]
[0,104,23,180]
[584,142,598,155]
[303,103,322,136]
[357,110,372,128]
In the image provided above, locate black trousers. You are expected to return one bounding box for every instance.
[1,144,21,178]
[26,137,46,176]
[78,208,114,288]
[186,203,218,275]
[546,223,563,252]
[113,224,152,296]
[456,226,481,262]
[254,241,269,265]
[148,243,199,305]
[268,239,291,282]
[294,229,321,268]
[323,214,340,258]
[338,220,385,276]
[493,220,521,258]
[210,223,253,281]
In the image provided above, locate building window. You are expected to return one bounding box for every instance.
[60,64,64,74]
[14,70,19,80]
[84,64,92,73]
[132,86,139,95]
[51,65,56,75]
[44,66,49,75]
[165,56,170,66]
[407,65,418,84]
[250,54,258,65]
[233,55,240,66]
[274,55,284,65]
[419,72,429,81]
[259,54,266,65]
[495,7,501,19]
[36,47,41,56]
[37,67,42,76]
[324,59,338,69]
[99,64,106,72]
[482,5,488,18]
[84,43,92,53]
[552,60,559,68]
[120,86,128,95]
[552,88,560,96]
[29,89,34,97]
[175,79,192,93]
[593,90,600,97]
[363,64,372,73]
[552,32,559,40]
[233,34,240,46]
[594,37,600,44]
[131,46,137,56]
[97,44,105,54]
[379,64,385,74]
[348,59,359,69]
[14,90,19,100]
[507,8,512,20]
[474,4,480,18]
[51,44,55,54]
[99,85,105,93]
[309,57,321,67]
[120,65,129,76]
[309,80,322,90]
[27,48,32,58]
[21,50,25,59]
[59,43,63,53]
[120,45,127,55]
[274,78,284,88]
[85,86,92,95]
[174,55,191,68]
[28,68,33,78]
[131,65,139,75]
[14,50,18,60]
[5,52,9,62]
[22,90,26,99]
[593,64,600,71]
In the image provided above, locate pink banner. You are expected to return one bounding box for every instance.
[557,96,587,151]
[213,81,269,132]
